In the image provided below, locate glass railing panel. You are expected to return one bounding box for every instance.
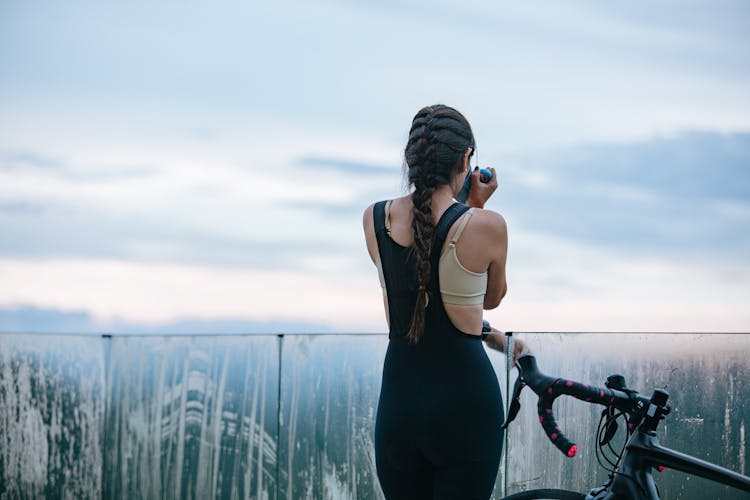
[277,334,388,500]
[1,332,747,499]
[0,334,105,498]
[104,335,280,500]
[503,333,749,500]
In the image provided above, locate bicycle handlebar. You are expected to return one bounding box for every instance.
[506,354,750,495]
[515,355,650,458]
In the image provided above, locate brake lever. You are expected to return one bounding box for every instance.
[502,366,527,429]
[600,407,619,446]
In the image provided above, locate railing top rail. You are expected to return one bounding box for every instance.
[0,330,748,337]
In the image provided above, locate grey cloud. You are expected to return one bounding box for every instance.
[296,156,399,176]
[0,208,344,271]
[2,133,748,271]
[284,200,363,218]
[554,132,750,202]
[497,132,750,262]
[0,305,335,334]
[56,165,157,181]
[0,149,156,179]
[0,201,46,214]
[0,150,64,169]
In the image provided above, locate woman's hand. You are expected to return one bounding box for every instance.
[510,337,527,367]
[466,166,498,209]
[483,328,529,367]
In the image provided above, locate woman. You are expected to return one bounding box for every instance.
[363,105,523,499]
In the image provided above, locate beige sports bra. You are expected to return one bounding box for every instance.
[375,201,487,306]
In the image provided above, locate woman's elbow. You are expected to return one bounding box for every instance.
[483,284,507,309]
[484,297,499,309]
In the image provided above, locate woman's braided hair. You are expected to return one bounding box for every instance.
[404,105,475,343]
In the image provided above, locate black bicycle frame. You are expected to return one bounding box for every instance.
[605,428,750,499]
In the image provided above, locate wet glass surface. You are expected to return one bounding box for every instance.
[0,334,105,499]
[277,335,388,500]
[104,335,280,500]
[0,332,747,499]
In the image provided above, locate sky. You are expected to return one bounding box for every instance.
[1,0,749,333]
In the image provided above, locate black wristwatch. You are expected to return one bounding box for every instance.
[481,320,491,340]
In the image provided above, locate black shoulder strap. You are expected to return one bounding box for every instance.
[373,200,388,235]
[375,199,467,253]
[433,203,470,258]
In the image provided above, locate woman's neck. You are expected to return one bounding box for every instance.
[431,184,457,208]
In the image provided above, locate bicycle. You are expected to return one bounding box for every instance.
[498,354,750,499]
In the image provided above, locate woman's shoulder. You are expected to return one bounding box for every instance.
[467,207,507,233]
[363,196,413,220]
[457,207,507,250]
[363,202,376,223]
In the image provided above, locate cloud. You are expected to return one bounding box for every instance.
[296,156,399,177]
[0,201,45,215]
[288,156,403,217]
[0,148,156,181]
[1,131,748,277]
[554,132,750,201]
[1,131,748,333]
[0,257,382,331]
[0,305,334,334]
[494,131,750,262]
[1,1,749,332]
[0,139,400,269]
[486,229,750,332]
[3,0,749,153]
[0,206,347,270]
[0,150,63,169]
[55,165,157,181]
[283,200,363,219]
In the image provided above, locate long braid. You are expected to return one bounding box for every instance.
[408,133,438,343]
[404,105,475,344]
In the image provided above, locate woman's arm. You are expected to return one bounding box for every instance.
[462,166,508,309]
[482,327,527,365]
[363,203,391,327]
[468,210,508,309]
[362,203,378,264]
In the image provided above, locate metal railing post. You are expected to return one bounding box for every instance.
[503,331,514,497]
[276,334,284,500]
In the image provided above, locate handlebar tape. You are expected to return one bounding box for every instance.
[517,355,618,458]
[537,377,618,457]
